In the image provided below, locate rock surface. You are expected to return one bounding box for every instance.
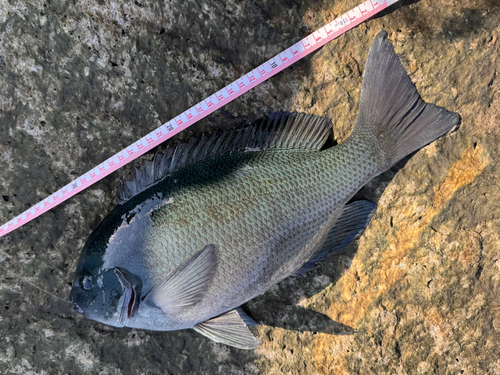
[0,0,499,374]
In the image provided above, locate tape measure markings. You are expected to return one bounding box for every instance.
[0,0,399,237]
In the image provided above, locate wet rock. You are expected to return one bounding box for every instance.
[0,0,499,373]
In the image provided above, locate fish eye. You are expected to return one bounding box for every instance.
[111,289,118,298]
[82,275,92,291]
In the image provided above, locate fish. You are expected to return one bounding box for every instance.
[69,30,460,349]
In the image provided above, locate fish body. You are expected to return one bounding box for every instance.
[77,125,376,330]
[70,31,459,349]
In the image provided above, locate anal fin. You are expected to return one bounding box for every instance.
[193,309,260,349]
[294,200,376,276]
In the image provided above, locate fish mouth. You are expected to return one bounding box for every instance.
[69,291,84,314]
[115,268,142,327]
[72,302,84,314]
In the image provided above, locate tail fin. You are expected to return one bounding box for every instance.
[353,30,460,168]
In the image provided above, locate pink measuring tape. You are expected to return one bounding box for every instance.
[0,0,399,237]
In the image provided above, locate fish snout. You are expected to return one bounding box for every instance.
[72,301,84,314]
[69,293,84,314]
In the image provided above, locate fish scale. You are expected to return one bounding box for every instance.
[70,32,460,349]
[137,144,374,307]
[108,140,370,297]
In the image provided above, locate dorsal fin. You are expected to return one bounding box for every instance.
[118,112,332,204]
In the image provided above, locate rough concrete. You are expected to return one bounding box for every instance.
[0,0,499,374]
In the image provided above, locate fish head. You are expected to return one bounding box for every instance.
[70,260,143,327]
[69,198,150,327]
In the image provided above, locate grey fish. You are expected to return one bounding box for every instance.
[69,30,459,349]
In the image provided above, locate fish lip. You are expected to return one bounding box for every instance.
[69,293,84,314]
[72,302,84,314]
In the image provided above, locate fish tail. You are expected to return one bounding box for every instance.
[351,30,460,170]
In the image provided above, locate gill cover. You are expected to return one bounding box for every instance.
[114,268,143,327]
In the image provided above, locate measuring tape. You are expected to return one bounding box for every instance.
[0,0,399,237]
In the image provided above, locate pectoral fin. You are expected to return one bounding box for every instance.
[193,309,260,349]
[144,244,219,315]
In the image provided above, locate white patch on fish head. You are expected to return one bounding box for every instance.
[146,196,172,216]
[103,194,164,270]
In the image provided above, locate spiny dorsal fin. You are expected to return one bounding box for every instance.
[118,112,332,204]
